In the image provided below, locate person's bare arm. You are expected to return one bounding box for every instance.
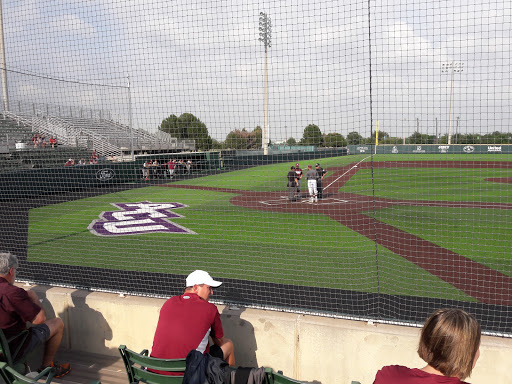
[25,290,46,324]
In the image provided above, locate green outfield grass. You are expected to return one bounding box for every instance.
[26,154,510,302]
[364,206,512,277]
[341,168,512,203]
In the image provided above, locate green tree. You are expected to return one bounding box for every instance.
[370,130,390,144]
[158,114,182,138]
[224,127,262,149]
[224,129,248,149]
[302,124,323,146]
[324,133,347,147]
[286,137,297,146]
[251,126,263,149]
[346,131,363,145]
[158,113,213,150]
[407,131,433,144]
[211,139,225,150]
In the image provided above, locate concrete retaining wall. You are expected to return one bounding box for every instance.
[24,283,512,383]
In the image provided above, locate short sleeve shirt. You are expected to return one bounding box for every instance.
[0,278,41,350]
[305,169,318,180]
[151,293,224,361]
[373,365,469,384]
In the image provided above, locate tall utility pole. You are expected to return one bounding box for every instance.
[259,12,271,155]
[0,0,9,112]
[442,62,464,145]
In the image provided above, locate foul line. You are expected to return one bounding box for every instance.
[324,155,372,191]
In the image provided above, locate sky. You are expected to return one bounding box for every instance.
[2,0,511,141]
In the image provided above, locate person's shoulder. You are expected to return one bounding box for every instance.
[374,365,412,380]
[0,282,29,299]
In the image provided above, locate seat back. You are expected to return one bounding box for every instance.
[0,330,14,366]
[118,345,186,384]
[0,329,29,373]
[266,368,304,384]
[0,362,53,384]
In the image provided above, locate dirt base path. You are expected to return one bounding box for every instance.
[163,160,512,305]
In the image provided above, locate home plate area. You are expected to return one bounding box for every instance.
[259,197,350,206]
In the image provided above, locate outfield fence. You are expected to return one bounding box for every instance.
[0,0,511,335]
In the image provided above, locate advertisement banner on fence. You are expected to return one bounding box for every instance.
[369,144,512,154]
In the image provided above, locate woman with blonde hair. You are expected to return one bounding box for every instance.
[374,308,481,383]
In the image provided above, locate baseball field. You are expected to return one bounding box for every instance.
[26,153,512,305]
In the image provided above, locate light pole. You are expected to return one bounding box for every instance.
[442,62,464,145]
[259,12,271,155]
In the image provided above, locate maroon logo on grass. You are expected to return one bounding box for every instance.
[88,202,197,236]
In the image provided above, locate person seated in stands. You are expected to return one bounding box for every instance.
[0,252,71,377]
[64,158,74,166]
[373,308,481,384]
[78,158,86,165]
[49,136,57,149]
[151,270,235,373]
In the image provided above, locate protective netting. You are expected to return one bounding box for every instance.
[0,0,511,335]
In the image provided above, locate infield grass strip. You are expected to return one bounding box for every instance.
[341,168,512,203]
[366,206,512,278]
[26,185,473,301]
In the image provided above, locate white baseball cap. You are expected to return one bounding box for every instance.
[186,270,222,288]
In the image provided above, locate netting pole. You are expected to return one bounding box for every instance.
[0,0,8,112]
[128,75,134,161]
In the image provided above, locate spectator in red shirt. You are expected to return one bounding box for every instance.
[49,136,57,148]
[373,308,481,384]
[151,270,235,372]
[0,252,70,377]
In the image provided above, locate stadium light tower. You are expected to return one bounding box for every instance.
[259,12,271,155]
[0,0,9,111]
[442,61,464,145]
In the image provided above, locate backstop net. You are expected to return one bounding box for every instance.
[0,0,511,335]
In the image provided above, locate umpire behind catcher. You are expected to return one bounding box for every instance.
[287,166,298,201]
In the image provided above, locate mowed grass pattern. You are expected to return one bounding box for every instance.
[341,168,512,203]
[26,154,510,302]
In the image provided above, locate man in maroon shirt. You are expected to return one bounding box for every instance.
[0,252,70,377]
[151,270,235,372]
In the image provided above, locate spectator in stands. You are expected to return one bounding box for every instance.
[373,308,481,384]
[64,158,75,166]
[49,136,57,149]
[90,150,99,164]
[151,270,235,372]
[142,161,150,180]
[32,134,40,149]
[167,159,175,179]
[78,158,86,165]
[0,252,71,377]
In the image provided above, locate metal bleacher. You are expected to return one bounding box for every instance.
[4,110,195,158]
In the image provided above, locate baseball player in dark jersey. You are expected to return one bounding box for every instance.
[294,163,303,199]
[287,166,298,201]
[315,163,327,199]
